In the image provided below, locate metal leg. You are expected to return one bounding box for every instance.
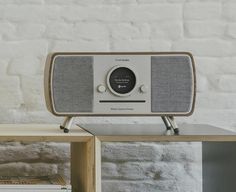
[60,117,68,130]
[161,116,179,135]
[167,116,179,135]
[60,116,74,133]
[161,116,172,135]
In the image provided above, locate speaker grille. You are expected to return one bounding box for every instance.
[151,55,193,113]
[52,56,93,113]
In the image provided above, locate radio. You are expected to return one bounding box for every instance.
[44,52,196,133]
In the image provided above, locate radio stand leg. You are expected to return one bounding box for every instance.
[161,116,179,135]
[60,118,67,130]
[167,116,179,135]
[60,116,74,133]
[161,116,172,135]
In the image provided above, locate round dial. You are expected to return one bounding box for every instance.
[107,66,137,96]
[97,85,106,93]
[140,85,148,93]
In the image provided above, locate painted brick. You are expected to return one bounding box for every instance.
[196,74,209,92]
[8,57,41,75]
[74,23,109,40]
[0,144,40,163]
[197,93,236,109]
[0,60,8,74]
[0,0,43,4]
[150,39,172,51]
[195,57,222,75]
[52,40,110,52]
[21,75,45,110]
[102,179,201,192]
[103,0,136,4]
[12,23,45,40]
[61,6,121,21]
[111,23,150,39]
[184,2,221,20]
[226,23,236,38]
[195,57,236,75]
[113,38,171,51]
[102,142,163,162]
[112,39,151,51]
[102,161,201,181]
[0,162,58,176]
[0,76,23,109]
[1,5,61,22]
[185,21,225,37]
[45,22,74,40]
[121,4,182,21]
[46,22,109,40]
[0,40,48,59]
[218,75,236,92]
[137,0,168,3]
[39,143,70,163]
[0,22,15,39]
[45,0,78,5]
[102,162,118,179]
[172,39,233,57]
[223,3,236,21]
[151,21,183,40]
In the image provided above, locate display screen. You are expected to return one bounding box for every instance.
[109,67,136,94]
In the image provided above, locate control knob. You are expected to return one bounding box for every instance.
[97,85,106,93]
[140,85,148,93]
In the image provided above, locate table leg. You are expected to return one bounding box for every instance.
[71,139,95,192]
[95,137,102,192]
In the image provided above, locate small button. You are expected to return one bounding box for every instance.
[140,85,148,93]
[97,85,106,93]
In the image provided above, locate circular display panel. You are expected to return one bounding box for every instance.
[108,66,136,96]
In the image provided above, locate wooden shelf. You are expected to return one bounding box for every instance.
[0,124,94,192]
[76,123,236,192]
[1,124,235,192]
[78,123,236,142]
[0,124,92,142]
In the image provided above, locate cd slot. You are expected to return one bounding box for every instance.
[99,100,146,103]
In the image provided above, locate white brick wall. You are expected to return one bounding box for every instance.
[0,0,235,191]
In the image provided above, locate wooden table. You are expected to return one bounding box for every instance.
[78,123,236,192]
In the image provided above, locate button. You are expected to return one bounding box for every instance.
[140,85,148,93]
[97,85,106,93]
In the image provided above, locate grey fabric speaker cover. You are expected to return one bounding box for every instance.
[52,56,93,113]
[151,56,193,113]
